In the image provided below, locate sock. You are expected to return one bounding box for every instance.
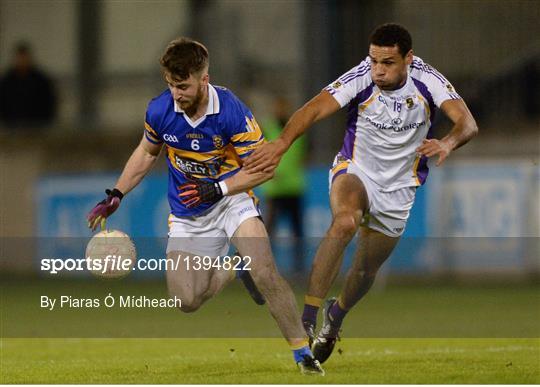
[328,297,349,327]
[302,295,322,325]
[292,345,313,363]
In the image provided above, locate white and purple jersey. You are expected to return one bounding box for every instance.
[325,55,461,191]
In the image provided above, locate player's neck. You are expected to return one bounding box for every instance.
[185,87,209,120]
[385,75,408,92]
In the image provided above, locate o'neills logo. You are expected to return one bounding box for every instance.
[365,116,425,133]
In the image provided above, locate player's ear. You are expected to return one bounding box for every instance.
[405,49,413,65]
[200,72,209,86]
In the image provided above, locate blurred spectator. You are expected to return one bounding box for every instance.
[261,96,307,274]
[522,58,539,120]
[0,41,57,129]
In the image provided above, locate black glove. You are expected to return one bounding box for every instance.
[178,178,223,208]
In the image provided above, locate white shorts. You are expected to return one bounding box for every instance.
[329,155,416,237]
[166,193,260,257]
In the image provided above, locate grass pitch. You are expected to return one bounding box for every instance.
[1,278,539,383]
[2,338,538,383]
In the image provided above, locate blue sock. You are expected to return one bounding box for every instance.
[293,346,312,363]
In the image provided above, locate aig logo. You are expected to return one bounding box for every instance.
[164,134,179,143]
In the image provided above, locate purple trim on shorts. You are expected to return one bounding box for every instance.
[416,155,429,185]
[332,168,347,183]
[412,77,437,185]
[339,82,375,159]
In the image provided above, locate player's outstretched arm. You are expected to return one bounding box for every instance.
[87,136,162,230]
[244,90,340,173]
[416,99,478,166]
[114,135,163,195]
[221,168,274,196]
[177,169,272,209]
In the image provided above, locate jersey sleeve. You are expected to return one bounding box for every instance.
[144,102,164,145]
[323,58,373,108]
[411,59,461,107]
[225,97,265,160]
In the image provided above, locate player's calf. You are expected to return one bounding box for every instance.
[341,267,378,306]
[232,251,265,305]
[247,261,278,294]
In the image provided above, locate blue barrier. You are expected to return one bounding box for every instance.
[37,161,536,275]
[36,168,426,274]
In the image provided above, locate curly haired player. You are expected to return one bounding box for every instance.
[245,23,478,363]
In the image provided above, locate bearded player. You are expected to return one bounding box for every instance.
[245,23,478,363]
[87,38,324,375]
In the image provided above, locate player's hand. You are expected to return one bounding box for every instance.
[87,188,124,231]
[243,139,288,174]
[178,177,223,208]
[416,138,452,166]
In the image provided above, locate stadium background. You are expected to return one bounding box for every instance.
[1,0,539,384]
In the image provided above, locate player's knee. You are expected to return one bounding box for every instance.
[331,211,362,238]
[179,300,201,313]
[167,287,201,313]
[176,294,203,313]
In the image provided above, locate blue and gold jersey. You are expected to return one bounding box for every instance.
[144,84,264,217]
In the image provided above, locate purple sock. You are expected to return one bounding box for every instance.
[328,299,348,327]
[302,304,319,325]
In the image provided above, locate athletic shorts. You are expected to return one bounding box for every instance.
[329,153,416,237]
[166,192,260,257]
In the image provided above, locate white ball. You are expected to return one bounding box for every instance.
[86,229,136,279]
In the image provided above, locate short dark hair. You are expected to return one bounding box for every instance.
[159,37,209,80]
[369,23,412,57]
